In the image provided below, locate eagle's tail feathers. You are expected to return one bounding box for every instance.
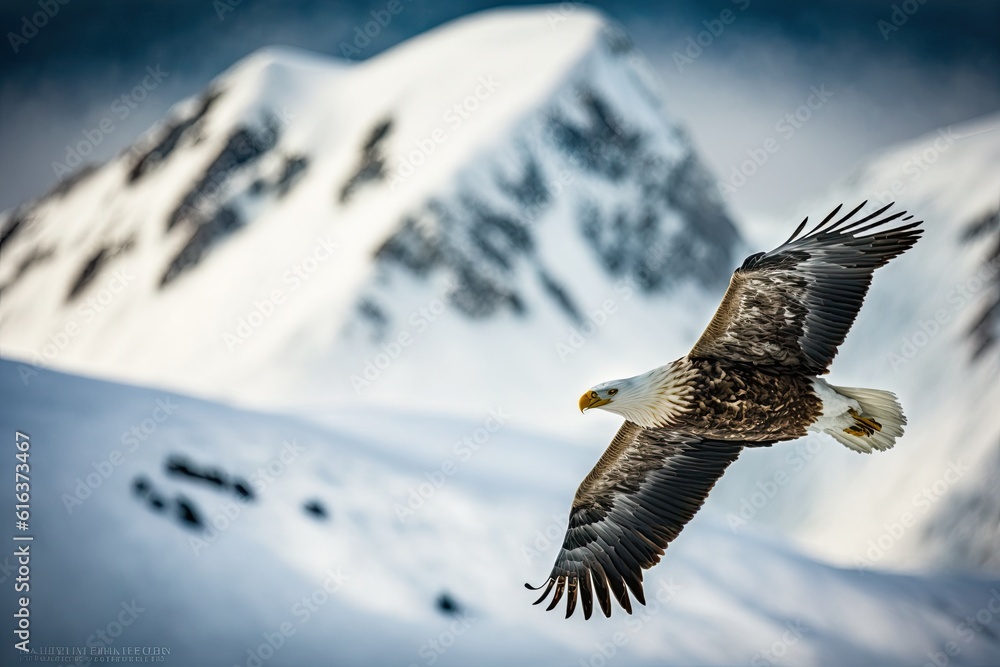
[825,385,906,454]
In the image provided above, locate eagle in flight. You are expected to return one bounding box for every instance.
[527,201,922,619]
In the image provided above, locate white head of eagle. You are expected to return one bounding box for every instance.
[578,360,696,429]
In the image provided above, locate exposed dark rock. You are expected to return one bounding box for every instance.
[176,496,203,529]
[132,476,152,497]
[580,202,687,292]
[11,247,53,282]
[357,299,389,340]
[661,150,740,286]
[600,23,634,55]
[132,476,167,512]
[166,118,279,232]
[970,301,1000,360]
[129,89,222,183]
[275,155,309,196]
[303,499,328,519]
[375,216,442,277]
[362,82,739,339]
[67,248,109,301]
[963,207,1000,359]
[63,237,134,302]
[250,154,309,197]
[233,481,253,500]
[548,88,640,180]
[161,206,243,286]
[537,267,581,322]
[156,118,278,285]
[0,219,52,297]
[132,475,218,529]
[374,194,532,324]
[551,91,737,309]
[577,144,738,295]
[164,454,256,501]
[447,261,524,319]
[0,210,28,251]
[462,197,533,271]
[499,155,550,213]
[340,118,392,203]
[579,203,629,273]
[436,592,463,616]
[166,456,226,488]
[964,207,1000,242]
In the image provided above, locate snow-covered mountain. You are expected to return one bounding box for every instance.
[0,7,738,430]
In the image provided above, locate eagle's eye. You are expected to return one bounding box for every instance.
[608,388,618,396]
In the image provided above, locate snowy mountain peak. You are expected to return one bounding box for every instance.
[0,7,739,421]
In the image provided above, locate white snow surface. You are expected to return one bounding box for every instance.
[2,361,999,667]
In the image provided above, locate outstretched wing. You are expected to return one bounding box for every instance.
[690,201,922,374]
[526,422,750,619]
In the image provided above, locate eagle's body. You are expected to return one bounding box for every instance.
[528,202,921,619]
[642,356,822,442]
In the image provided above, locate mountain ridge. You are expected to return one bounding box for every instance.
[0,7,740,429]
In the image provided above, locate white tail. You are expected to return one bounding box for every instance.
[813,383,907,454]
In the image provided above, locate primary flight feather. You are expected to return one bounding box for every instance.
[527,201,922,619]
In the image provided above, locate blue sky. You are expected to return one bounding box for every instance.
[1,0,997,220]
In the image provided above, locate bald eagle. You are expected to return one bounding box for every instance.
[527,201,922,619]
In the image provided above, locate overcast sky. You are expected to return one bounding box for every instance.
[1,0,997,223]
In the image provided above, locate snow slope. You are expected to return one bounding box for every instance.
[3,361,1000,667]
[0,7,738,432]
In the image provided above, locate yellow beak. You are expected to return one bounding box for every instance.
[579,391,611,413]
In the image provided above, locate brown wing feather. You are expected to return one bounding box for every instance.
[526,422,750,618]
[690,201,923,374]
